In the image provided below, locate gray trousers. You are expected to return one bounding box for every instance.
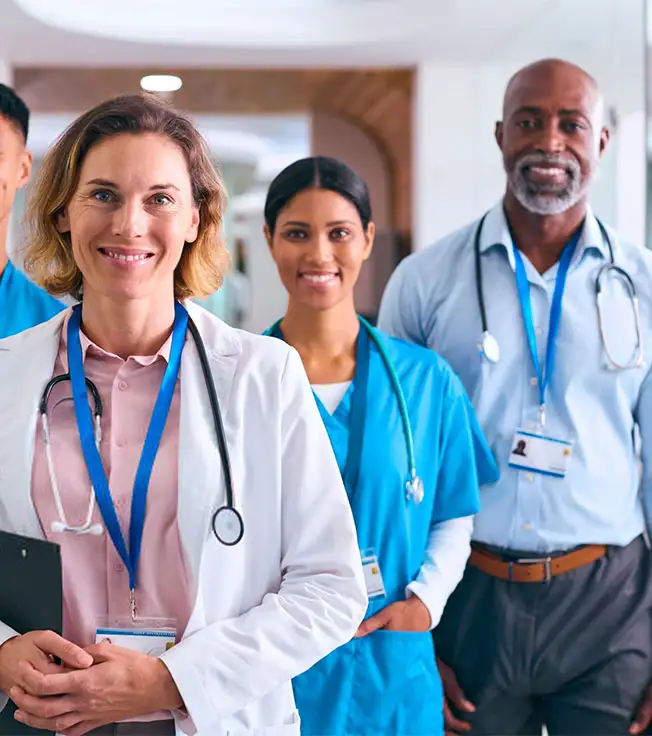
[434,536,652,735]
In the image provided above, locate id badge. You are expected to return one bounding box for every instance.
[95,616,177,657]
[508,429,573,478]
[361,548,386,600]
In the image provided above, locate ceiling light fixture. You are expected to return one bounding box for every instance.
[140,75,183,93]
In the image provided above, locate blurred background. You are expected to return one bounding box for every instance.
[0,0,647,329]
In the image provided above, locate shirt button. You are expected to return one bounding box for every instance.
[118,380,128,391]
[523,522,533,530]
[535,327,543,337]
[114,562,124,573]
[526,473,535,482]
[530,377,538,386]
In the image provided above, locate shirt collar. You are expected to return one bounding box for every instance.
[59,310,173,369]
[478,199,610,263]
[0,259,16,290]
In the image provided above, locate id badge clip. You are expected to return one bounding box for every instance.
[95,614,177,657]
[361,547,386,600]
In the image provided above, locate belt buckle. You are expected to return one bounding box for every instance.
[510,556,553,582]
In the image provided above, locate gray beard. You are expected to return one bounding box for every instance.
[508,153,592,215]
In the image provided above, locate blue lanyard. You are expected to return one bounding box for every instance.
[67,301,188,594]
[512,230,581,425]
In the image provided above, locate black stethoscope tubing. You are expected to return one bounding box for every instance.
[38,314,243,546]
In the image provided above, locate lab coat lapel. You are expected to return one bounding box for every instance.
[177,304,239,594]
[0,313,66,538]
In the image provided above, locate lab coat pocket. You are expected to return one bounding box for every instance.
[350,630,443,733]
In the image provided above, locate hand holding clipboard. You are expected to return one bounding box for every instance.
[0,531,89,734]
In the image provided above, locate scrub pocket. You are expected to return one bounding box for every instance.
[348,629,444,735]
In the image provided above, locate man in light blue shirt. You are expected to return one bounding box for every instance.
[379,58,652,735]
[0,84,64,338]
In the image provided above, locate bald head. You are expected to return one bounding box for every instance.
[503,58,603,123]
[496,58,609,216]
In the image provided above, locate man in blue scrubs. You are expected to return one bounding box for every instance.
[379,58,652,735]
[0,84,63,338]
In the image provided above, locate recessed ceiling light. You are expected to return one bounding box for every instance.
[140,75,183,93]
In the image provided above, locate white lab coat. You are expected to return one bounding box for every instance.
[0,301,367,735]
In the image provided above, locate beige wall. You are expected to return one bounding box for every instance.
[311,112,391,231]
[311,111,395,317]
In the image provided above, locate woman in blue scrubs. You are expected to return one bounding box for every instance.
[264,156,498,735]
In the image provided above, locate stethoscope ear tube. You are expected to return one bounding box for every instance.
[40,374,103,419]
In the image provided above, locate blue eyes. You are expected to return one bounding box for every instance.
[90,190,173,206]
[152,194,173,206]
[92,189,114,203]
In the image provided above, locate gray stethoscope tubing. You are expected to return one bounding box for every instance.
[38,315,244,545]
[474,213,644,370]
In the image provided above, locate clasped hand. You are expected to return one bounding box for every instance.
[0,630,182,736]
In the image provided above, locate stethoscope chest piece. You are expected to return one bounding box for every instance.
[480,331,500,364]
[212,506,244,546]
[406,474,425,505]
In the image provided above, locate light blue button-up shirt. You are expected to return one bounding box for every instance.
[378,201,652,553]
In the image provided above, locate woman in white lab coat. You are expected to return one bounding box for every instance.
[0,94,366,736]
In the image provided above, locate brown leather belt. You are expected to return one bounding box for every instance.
[469,543,607,583]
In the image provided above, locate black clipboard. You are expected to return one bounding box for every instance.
[0,531,62,735]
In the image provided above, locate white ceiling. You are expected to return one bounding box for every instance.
[0,0,645,109]
[3,0,634,67]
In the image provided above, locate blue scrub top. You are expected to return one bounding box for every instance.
[268,322,497,735]
[0,260,65,339]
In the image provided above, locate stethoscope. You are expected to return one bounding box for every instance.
[266,316,424,505]
[474,212,645,370]
[39,313,245,546]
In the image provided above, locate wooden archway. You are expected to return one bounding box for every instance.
[15,67,414,240]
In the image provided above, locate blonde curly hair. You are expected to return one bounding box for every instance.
[24,93,230,300]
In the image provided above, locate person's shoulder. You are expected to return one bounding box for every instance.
[614,230,652,267]
[187,301,292,373]
[4,260,66,321]
[23,277,66,316]
[608,228,652,291]
[393,219,477,278]
[379,329,461,389]
[0,309,67,353]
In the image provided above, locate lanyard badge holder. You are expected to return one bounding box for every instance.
[67,303,186,654]
[507,239,576,479]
